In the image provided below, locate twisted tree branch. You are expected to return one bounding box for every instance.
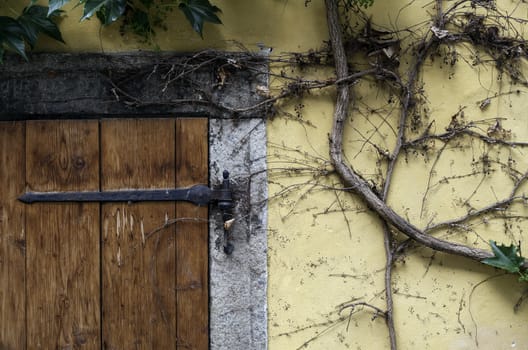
[325,0,494,264]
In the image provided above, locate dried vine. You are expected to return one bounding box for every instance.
[321,0,528,348]
[99,1,528,347]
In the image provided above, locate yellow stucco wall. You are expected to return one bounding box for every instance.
[3,0,528,349]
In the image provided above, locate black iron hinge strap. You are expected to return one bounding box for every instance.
[18,170,236,254]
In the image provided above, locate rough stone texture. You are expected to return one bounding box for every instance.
[0,52,269,119]
[209,118,268,350]
[1,52,269,349]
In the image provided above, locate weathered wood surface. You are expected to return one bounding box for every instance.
[101,119,177,349]
[26,120,101,349]
[0,122,26,349]
[176,119,209,349]
[0,52,269,119]
[0,118,208,349]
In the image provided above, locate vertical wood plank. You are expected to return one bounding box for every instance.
[26,120,100,349]
[0,122,26,349]
[101,119,176,349]
[176,118,209,350]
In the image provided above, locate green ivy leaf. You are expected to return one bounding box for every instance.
[81,0,126,25]
[0,16,28,60]
[48,0,71,16]
[178,0,221,37]
[482,240,525,274]
[18,5,64,49]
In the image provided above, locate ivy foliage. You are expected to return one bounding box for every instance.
[0,0,222,61]
[120,0,221,42]
[179,0,221,38]
[53,0,221,35]
[482,241,528,282]
[85,0,128,25]
[18,4,64,48]
[0,1,63,62]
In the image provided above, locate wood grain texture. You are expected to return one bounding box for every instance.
[101,119,177,349]
[12,118,209,349]
[176,118,209,350]
[26,120,100,349]
[0,122,26,349]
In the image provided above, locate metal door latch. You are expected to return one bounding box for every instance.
[216,171,235,254]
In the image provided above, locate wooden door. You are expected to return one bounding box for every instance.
[0,118,209,349]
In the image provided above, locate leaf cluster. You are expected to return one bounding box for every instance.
[55,0,221,36]
[0,0,222,62]
[120,0,221,43]
[0,1,63,62]
[482,241,528,282]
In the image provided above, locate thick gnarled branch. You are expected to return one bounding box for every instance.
[326,0,494,269]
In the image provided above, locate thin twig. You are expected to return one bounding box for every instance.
[425,170,528,232]
[145,217,210,241]
[339,301,387,319]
